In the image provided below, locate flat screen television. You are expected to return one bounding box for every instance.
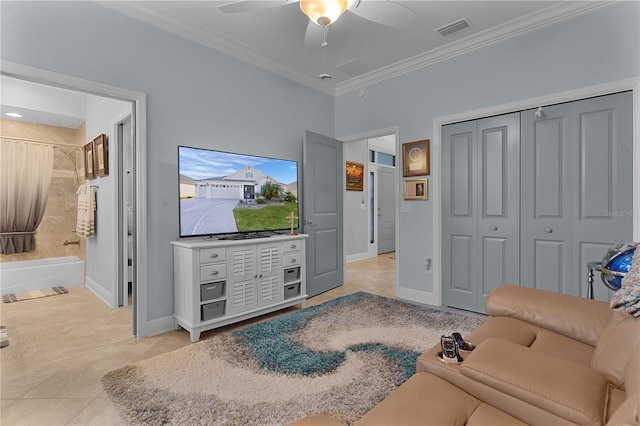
[178,145,299,239]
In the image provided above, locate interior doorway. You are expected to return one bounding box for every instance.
[2,62,147,337]
[342,128,399,296]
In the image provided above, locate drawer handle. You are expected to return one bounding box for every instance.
[210,271,219,276]
[290,244,296,249]
[209,253,219,258]
[290,258,297,263]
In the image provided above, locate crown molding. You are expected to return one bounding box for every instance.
[334,1,614,96]
[97,2,336,96]
[99,1,614,98]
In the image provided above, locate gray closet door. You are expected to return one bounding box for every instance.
[442,113,520,312]
[477,114,521,305]
[442,120,478,311]
[571,92,633,300]
[521,103,574,293]
[521,91,633,300]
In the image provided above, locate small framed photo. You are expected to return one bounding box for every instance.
[93,134,109,177]
[402,139,430,177]
[83,141,95,179]
[404,178,428,200]
[345,161,364,191]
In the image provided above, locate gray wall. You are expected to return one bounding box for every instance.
[1,1,334,325]
[335,1,639,296]
[2,1,638,328]
[344,139,369,259]
[84,95,131,307]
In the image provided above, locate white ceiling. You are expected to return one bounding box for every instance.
[1,1,610,128]
[99,1,610,95]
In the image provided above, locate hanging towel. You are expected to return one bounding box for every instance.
[75,184,95,238]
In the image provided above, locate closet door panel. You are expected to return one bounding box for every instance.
[477,113,520,309]
[442,121,478,311]
[520,106,572,293]
[481,236,507,296]
[572,91,633,298]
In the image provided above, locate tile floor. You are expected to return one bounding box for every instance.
[1,254,396,425]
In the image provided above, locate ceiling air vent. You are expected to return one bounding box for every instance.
[436,18,471,37]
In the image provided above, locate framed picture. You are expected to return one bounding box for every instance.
[404,178,428,200]
[345,161,364,191]
[93,134,109,177]
[402,139,430,177]
[83,141,95,179]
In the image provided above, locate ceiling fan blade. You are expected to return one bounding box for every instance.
[304,20,325,50]
[218,1,288,14]
[349,0,417,28]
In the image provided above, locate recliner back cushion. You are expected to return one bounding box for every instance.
[591,311,640,387]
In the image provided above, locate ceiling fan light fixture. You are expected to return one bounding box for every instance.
[300,0,347,26]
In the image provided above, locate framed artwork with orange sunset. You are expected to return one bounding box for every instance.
[345,161,364,191]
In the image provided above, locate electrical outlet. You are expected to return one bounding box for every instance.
[423,257,432,275]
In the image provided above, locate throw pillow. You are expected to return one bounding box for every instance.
[610,244,640,317]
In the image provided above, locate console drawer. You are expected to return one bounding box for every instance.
[200,264,227,282]
[200,247,226,264]
[283,240,302,253]
[283,253,301,267]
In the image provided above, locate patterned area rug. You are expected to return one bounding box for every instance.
[2,286,68,303]
[102,292,483,425]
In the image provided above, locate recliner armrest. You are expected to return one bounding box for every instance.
[486,285,612,346]
[460,338,608,426]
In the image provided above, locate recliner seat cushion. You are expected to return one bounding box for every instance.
[356,372,527,426]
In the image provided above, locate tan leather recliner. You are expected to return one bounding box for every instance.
[291,285,639,425]
[418,285,640,426]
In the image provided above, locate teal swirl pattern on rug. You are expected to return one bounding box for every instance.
[234,292,420,380]
[102,292,483,425]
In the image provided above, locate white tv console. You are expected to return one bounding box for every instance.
[171,234,307,342]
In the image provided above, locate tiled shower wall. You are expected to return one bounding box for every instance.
[0,118,87,263]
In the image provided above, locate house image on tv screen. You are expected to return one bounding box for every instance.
[182,166,292,201]
[178,147,299,237]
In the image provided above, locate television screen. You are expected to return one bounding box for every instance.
[178,146,299,238]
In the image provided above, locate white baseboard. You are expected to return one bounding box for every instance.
[396,286,438,306]
[346,252,371,263]
[85,277,116,308]
[140,315,176,338]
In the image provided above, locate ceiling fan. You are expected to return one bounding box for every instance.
[218,1,417,50]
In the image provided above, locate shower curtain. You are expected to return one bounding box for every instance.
[0,139,54,254]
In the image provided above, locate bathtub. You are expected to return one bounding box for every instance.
[0,256,85,295]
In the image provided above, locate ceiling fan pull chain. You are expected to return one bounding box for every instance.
[317,24,332,80]
[322,24,328,48]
